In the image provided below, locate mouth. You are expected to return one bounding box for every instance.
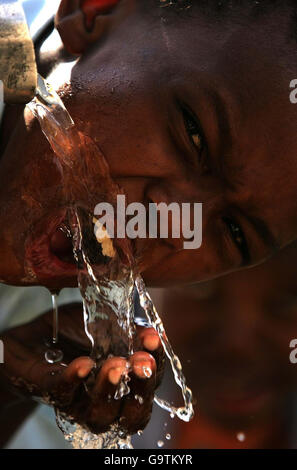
[25,207,132,289]
[25,209,78,288]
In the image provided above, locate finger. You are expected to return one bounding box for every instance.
[63,356,95,382]
[81,0,119,29]
[135,326,165,387]
[119,352,156,434]
[94,356,128,391]
[130,351,156,379]
[55,0,114,55]
[40,357,95,406]
[56,0,80,20]
[85,357,128,433]
[138,327,161,352]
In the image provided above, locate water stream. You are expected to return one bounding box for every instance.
[27,75,194,448]
[44,293,63,364]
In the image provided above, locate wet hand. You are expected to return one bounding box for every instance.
[0,303,164,435]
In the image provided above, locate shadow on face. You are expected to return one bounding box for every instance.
[150,241,297,447]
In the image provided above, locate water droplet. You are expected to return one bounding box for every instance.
[114,376,130,400]
[45,349,63,364]
[50,370,58,376]
[143,366,152,378]
[237,432,246,442]
[170,412,175,419]
[157,440,164,448]
[137,430,143,436]
[165,433,171,440]
[135,394,144,405]
[45,293,63,364]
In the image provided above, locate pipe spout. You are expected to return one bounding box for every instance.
[0,0,37,104]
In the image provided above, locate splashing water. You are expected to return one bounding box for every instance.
[70,206,135,399]
[27,75,194,448]
[135,276,193,422]
[56,413,132,449]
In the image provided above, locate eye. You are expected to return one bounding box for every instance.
[222,216,250,265]
[182,106,205,153]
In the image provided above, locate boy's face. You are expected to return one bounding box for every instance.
[1,2,297,288]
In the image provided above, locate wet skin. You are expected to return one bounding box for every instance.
[2,1,297,441]
[1,1,297,289]
[160,242,297,447]
[0,303,164,435]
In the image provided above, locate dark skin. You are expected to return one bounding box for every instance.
[0,303,164,443]
[1,0,297,289]
[0,379,37,448]
[2,0,297,445]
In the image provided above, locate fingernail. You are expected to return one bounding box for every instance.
[108,366,124,385]
[77,366,91,378]
[143,334,160,351]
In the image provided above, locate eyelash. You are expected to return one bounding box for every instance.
[222,216,250,265]
[181,105,207,166]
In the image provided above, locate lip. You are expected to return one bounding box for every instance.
[25,206,134,289]
[25,208,78,288]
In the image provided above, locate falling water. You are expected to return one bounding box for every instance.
[51,293,58,344]
[69,206,135,397]
[27,75,194,448]
[44,293,63,364]
[135,276,193,422]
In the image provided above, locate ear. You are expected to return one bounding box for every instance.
[55,0,133,55]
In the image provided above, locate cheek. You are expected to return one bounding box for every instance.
[70,57,183,179]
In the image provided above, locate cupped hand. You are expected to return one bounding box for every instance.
[0,302,164,435]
